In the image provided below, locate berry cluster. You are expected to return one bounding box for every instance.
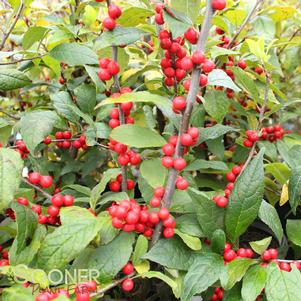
[98,58,120,81]
[44,132,88,150]
[15,140,29,159]
[212,164,243,208]
[244,126,285,148]
[108,199,176,239]
[28,172,53,188]
[108,87,134,129]
[108,138,141,167]
[0,246,9,266]
[211,287,224,301]
[223,243,254,263]
[109,174,136,192]
[103,4,122,31]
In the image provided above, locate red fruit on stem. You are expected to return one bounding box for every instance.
[107,61,120,75]
[39,175,53,188]
[150,197,161,208]
[51,194,64,207]
[122,262,134,275]
[159,208,170,220]
[47,205,60,217]
[162,156,174,169]
[216,196,228,208]
[192,51,206,65]
[108,4,122,19]
[28,172,41,184]
[202,60,215,73]
[98,69,112,81]
[163,227,175,238]
[173,158,187,170]
[238,60,247,69]
[122,279,134,292]
[212,0,227,10]
[17,197,28,206]
[31,204,42,215]
[63,195,74,206]
[103,17,116,30]
[176,178,189,190]
[172,96,187,112]
[184,28,199,44]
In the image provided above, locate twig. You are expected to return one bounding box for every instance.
[151,0,214,247]
[22,178,52,200]
[0,56,44,65]
[0,109,20,120]
[0,1,24,50]
[104,0,127,192]
[227,0,263,49]
[278,29,301,55]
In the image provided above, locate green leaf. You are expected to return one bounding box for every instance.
[74,83,96,114]
[22,26,48,49]
[2,286,35,301]
[118,7,154,26]
[288,166,301,214]
[211,229,226,254]
[84,65,106,91]
[98,211,119,245]
[181,253,224,301]
[49,43,98,66]
[286,220,301,247]
[143,237,196,270]
[203,91,230,123]
[258,201,283,242]
[90,168,121,210]
[207,69,241,92]
[265,163,291,185]
[210,46,239,59]
[0,69,31,91]
[230,67,260,102]
[221,258,255,290]
[142,271,178,292]
[185,159,228,172]
[163,9,191,37]
[9,202,37,256]
[96,26,147,49]
[170,0,201,23]
[140,158,167,188]
[132,235,149,266]
[250,237,272,255]
[199,124,238,143]
[110,124,166,148]
[265,263,301,301]
[0,148,24,213]
[51,91,80,122]
[225,149,265,241]
[37,206,103,272]
[87,232,135,277]
[277,140,297,169]
[253,16,275,42]
[189,188,224,238]
[175,214,204,237]
[242,265,267,301]
[174,229,202,251]
[19,110,61,154]
[246,38,269,62]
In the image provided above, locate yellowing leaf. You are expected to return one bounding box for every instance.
[280,183,289,206]
[246,38,270,62]
[134,261,150,274]
[268,6,296,21]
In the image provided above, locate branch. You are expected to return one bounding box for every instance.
[0,109,20,120]
[22,178,52,200]
[0,1,24,50]
[278,29,301,55]
[0,55,44,65]
[104,0,127,192]
[151,0,214,246]
[227,0,263,49]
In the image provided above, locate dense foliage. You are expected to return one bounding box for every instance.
[0,0,301,300]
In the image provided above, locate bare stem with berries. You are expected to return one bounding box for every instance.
[151,0,214,246]
[22,178,52,200]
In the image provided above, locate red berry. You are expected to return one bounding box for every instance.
[163,217,176,228]
[192,51,206,65]
[262,250,271,261]
[173,158,186,170]
[109,180,121,192]
[99,58,111,68]
[224,249,237,262]
[184,28,199,44]
[17,197,28,206]
[114,143,127,154]
[159,208,170,220]
[176,178,189,190]
[47,205,60,217]
[107,61,120,75]
[255,66,264,75]
[36,293,50,301]
[103,17,116,30]
[154,187,165,199]
[215,27,224,35]
[163,227,175,238]
[245,249,254,258]
[180,133,194,146]
[51,194,64,207]
[199,74,208,87]
[122,262,134,275]
[59,77,65,85]
[150,197,161,208]
[269,248,278,259]
[232,165,242,175]
[126,211,139,225]
[39,175,53,188]
[38,215,48,224]
[122,279,134,292]
[164,77,174,87]
[28,172,41,184]
[159,30,170,39]
[144,228,153,237]
[216,196,228,208]
[108,4,122,19]
[212,0,227,10]
[75,292,90,301]
[112,217,123,229]
[130,154,141,165]
[279,262,291,272]
[238,60,247,69]
[175,68,186,81]
[243,139,253,148]
[118,154,130,166]
[202,60,215,73]
[73,140,82,149]
[31,204,42,215]
[160,38,172,50]
[98,69,112,81]
[237,248,247,257]
[121,102,133,112]
[226,172,236,182]
[162,143,175,156]
[155,3,164,13]
[187,127,199,139]
[181,57,193,70]
[63,195,74,206]
[63,131,72,139]
[148,212,160,225]
[163,67,175,78]
[172,96,187,112]
[155,13,164,25]
[162,156,174,169]
[43,136,52,145]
